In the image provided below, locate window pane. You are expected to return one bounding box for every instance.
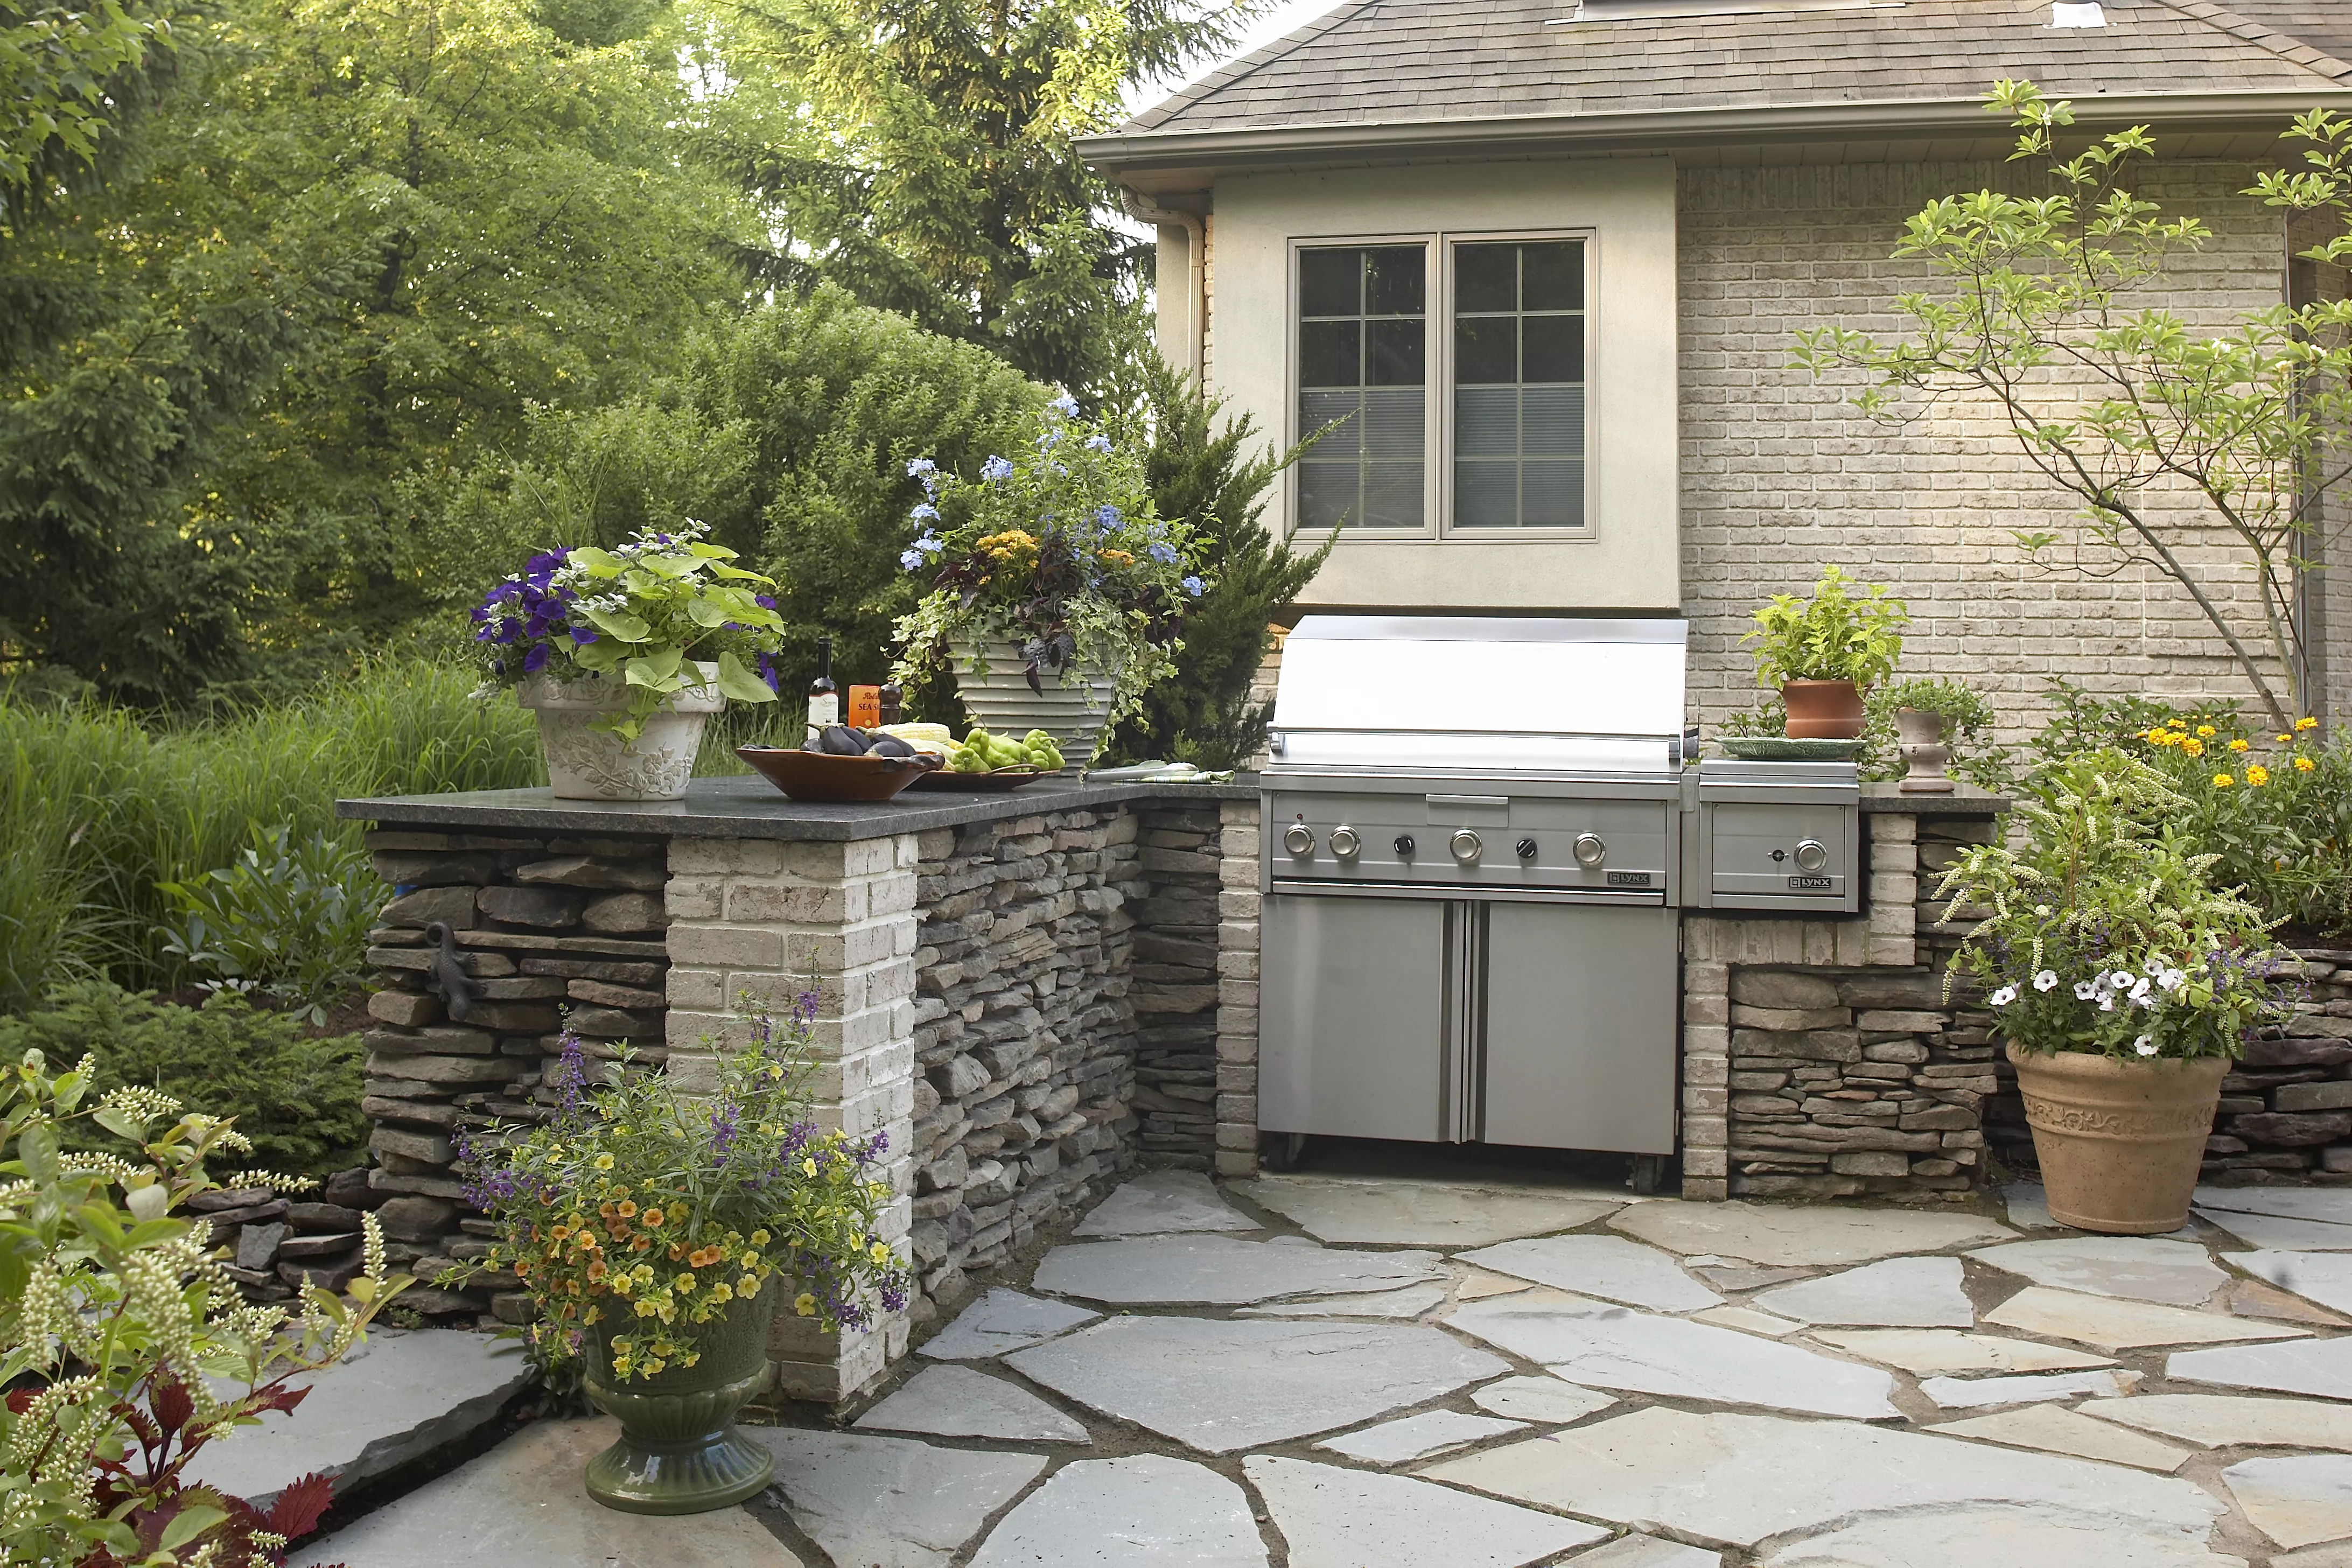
[1299,250,1360,318]
[1522,243,1584,311]
[1365,319,1425,386]
[1453,460,1517,528]
[1455,386,1518,458]
[1455,243,1516,313]
[1360,387,1426,460]
[1521,386,1585,458]
[1521,459,1585,528]
[1363,247,1426,316]
[1362,462,1424,528]
[1456,317,1516,384]
[1522,316,1584,384]
[1300,321,1360,388]
[1300,389,1362,453]
[1297,461,1356,529]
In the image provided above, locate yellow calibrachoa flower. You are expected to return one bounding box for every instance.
[2213,773,2234,788]
[595,1154,614,1170]
[2227,739,2250,752]
[2297,755,2318,772]
[794,1292,817,1317]
[2246,765,2269,787]
[739,1274,761,1297]
[2182,737,2205,757]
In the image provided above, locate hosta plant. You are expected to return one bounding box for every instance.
[451,1005,908,1384]
[472,522,789,740]
[1936,751,2287,1060]
[0,1048,408,1565]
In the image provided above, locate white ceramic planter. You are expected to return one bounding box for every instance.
[518,662,724,801]
[949,640,1118,768]
[1895,707,1955,794]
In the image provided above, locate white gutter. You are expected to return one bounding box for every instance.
[1121,187,1207,388]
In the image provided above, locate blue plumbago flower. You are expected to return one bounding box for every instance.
[900,547,926,570]
[1146,542,1179,565]
[1093,503,1120,530]
[905,457,936,478]
[1084,433,1112,452]
[1036,426,1062,450]
[1048,392,1079,416]
[910,502,940,523]
[982,455,1014,481]
[1181,575,1205,598]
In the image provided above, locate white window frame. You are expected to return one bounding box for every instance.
[1284,228,1599,545]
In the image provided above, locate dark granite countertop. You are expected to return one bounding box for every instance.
[338,772,1258,842]
[1858,782,2008,816]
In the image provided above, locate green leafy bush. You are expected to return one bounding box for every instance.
[157,825,380,1022]
[0,983,368,1177]
[1860,676,2010,792]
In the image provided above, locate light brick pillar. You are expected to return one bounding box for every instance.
[1868,813,1920,968]
[1215,800,1262,1177]
[663,832,919,1403]
[1680,928,1733,1201]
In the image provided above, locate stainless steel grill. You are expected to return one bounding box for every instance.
[1256,615,1859,1177]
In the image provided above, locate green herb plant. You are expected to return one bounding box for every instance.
[156,823,378,1022]
[1744,566,1909,690]
[1936,750,2285,1060]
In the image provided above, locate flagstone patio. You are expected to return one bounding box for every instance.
[293,1171,2352,1566]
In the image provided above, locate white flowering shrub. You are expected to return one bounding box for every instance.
[0,1049,409,1565]
[1936,751,2288,1059]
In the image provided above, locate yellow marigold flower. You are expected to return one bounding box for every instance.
[2213,773,2233,788]
[2298,716,2320,730]
[2279,733,2294,743]
[2182,737,2204,757]
[2228,739,2250,752]
[2197,724,2216,737]
[2297,755,2317,772]
[795,1292,817,1317]
[2246,765,2269,787]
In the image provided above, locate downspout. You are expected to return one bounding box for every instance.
[1121,187,1206,388]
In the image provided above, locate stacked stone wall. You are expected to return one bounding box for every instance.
[360,828,671,1317]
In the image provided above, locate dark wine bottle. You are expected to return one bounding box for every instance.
[805,638,838,747]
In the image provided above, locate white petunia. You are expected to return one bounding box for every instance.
[2129,977,2153,1006]
[2159,968,2186,992]
[2134,1035,2158,1056]
[2033,970,2059,992]
[1988,985,2019,1007]
[2074,980,2101,1001]
[2109,969,2136,989]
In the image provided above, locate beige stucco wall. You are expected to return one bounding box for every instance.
[1208,157,1683,612]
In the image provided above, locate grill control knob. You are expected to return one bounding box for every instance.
[1283,823,1315,857]
[1394,834,1416,857]
[1794,838,1829,873]
[1572,833,1607,868]
[1329,825,1362,859]
[1515,837,1538,860]
[1449,828,1483,865]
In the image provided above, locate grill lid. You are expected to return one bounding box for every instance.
[1268,615,1688,775]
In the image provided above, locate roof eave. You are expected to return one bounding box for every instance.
[1078,89,2352,178]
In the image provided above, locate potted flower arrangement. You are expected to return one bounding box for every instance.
[1937,751,2286,1233]
[1743,566,1909,739]
[1873,675,2000,793]
[473,522,788,801]
[452,1009,907,1515]
[890,394,1207,767]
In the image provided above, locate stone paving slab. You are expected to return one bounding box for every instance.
[1420,1407,2226,1553]
[1690,1305,1803,1336]
[918,1289,1098,1361]
[2199,1210,2352,1252]
[290,1419,799,1568]
[1469,1375,1620,1424]
[1752,1256,1973,1328]
[1966,1237,2226,1306]
[1456,1268,1536,1299]
[1313,1410,1527,1464]
[852,1365,1089,1444]
[1244,1454,1606,1568]
[1929,1403,2195,1472]
[2277,1544,2352,1566]
[1805,1328,2113,1375]
[1918,1369,2142,1409]
[1750,1504,2246,1567]
[1454,1235,1723,1313]
[2222,1453,2352,1550]
[966,1455,1266,1567]
[2230,1251,2352,1318]
[1070,1171,1255,1236]
[1030,1236,1444,1305]
[2082,1395,2352,1451]
[1005,1315,1507,1453]
[193,1329,529,1509]
[1447,1293,1901,1419]
[2171,1337,2352,1401]
[1236,1284,1447,1319]
[1235,1175,1622,1248]
[754,1429,1046,1568]
[1572,1536,1723,1567]
[1612,1200,2013,1266]
[2196,1188,2352,1224]
[1985,1285,2309,1351]
[2234,1278,2352,1326]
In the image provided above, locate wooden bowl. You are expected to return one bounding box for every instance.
[736,747,930,803]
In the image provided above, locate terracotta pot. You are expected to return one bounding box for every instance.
[1781,678,1866,739]
[2007,1043,2227,1234]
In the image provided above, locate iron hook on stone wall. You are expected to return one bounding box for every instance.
[422,921,478,1023]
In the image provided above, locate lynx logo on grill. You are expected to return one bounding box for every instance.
[1787,874,1833,890]
[1605,871,1654,888]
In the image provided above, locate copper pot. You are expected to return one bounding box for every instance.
[1782,679,1866,739]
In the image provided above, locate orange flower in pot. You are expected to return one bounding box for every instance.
[1743,566,1908,739]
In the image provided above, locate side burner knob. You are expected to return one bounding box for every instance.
[1394,834,1416,857]
[1329,825,1362,859]
[1450,829,1482,865]
[1515,837,1538,860]
[1795,838,1829,873]
[1572,833,1607,868]
[1283,823,1315,857]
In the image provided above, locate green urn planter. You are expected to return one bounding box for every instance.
[581,1290,776,1514]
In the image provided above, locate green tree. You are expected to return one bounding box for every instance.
[701,0,1257,397]
[1794,81,2352,728]
[1,0,180,229]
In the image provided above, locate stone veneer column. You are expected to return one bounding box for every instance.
[662,834,919,1402]
[1214,800,1262,1178]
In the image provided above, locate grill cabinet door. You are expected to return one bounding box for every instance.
[1260,894,1454,1142]
[1479,902,1677,1154]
